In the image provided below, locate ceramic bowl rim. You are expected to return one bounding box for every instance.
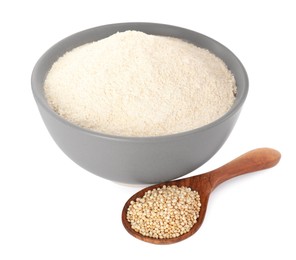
[31,22,249,143]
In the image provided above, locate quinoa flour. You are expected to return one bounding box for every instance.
[44,31,236,137]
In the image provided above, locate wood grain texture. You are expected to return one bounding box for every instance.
[122,148,281,244]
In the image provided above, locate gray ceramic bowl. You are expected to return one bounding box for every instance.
[32,23,248,184]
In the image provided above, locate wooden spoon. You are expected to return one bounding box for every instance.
[122,148,281,244]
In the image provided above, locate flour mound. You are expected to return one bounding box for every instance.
[44,31,236,137]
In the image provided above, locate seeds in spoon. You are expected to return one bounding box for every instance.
[126,185,201,239]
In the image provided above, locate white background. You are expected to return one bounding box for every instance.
[1,0,295,259]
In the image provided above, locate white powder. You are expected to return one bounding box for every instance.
[44,31,236,137]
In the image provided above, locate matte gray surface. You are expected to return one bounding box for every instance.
[31,23,248,184]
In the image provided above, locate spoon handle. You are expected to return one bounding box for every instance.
[207,148,281,190]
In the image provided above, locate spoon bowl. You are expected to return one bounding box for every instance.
[122,148,281,244]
